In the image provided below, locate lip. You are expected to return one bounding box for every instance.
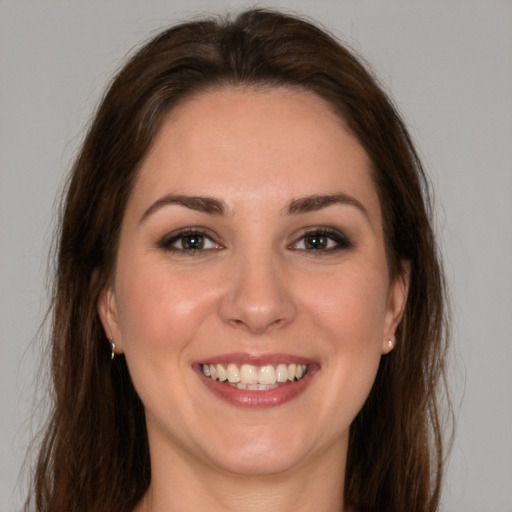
[198,352,315,366]
[193,353,319,408]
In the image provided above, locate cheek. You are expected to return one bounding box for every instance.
[114,258,219,354]
[302,262,388,395]
[303,267,388,424]
[305,264,389,347]
[112,259,223,422]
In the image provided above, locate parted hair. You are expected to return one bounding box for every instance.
[28,9,450,512]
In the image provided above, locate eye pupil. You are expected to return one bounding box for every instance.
[182,234,203,249]
[305,235,327,250]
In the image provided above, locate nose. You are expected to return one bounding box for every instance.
[218,252,297,335]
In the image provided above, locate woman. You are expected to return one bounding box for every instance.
[28,9,450,512]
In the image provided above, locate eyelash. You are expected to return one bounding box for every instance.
[157,228,222,253]
[157,227,352,254]
[289,227,352,253]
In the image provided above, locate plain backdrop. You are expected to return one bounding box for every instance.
[1,1,511,511]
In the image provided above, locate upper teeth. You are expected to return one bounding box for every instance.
[202,363,307,386]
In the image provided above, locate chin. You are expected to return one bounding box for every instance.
[207,444,305,477]
[198,423,341,477]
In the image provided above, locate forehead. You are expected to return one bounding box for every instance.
[127,86,380,221]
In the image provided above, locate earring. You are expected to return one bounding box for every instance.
[110,339,116,360]
[387,339,394,349]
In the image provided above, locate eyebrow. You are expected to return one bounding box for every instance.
[285,193,368,218]
[139,192,368,224]
[139,194,226,223]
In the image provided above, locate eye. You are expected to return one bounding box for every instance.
[290,229,352,252]
[158,228,222,252]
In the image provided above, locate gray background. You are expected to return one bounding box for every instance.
[1,1,511,511]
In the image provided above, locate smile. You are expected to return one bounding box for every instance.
[202,363,308,390]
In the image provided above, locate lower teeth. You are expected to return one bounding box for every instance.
[232,382,279,391]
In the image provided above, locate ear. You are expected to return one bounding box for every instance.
[382,260,410,354]
[98,285,123,354]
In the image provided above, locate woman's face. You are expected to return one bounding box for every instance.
[99,87,408,477]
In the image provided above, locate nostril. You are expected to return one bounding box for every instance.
[218,262,298,333]
[227,314,289,334]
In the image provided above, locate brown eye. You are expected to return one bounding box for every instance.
[304,234,329,250]
[158,229,221,252]
[180,234,205,250]
[291,229,352,252]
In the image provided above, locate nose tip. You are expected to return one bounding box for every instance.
[219,258,296,334]
[227,305,289,334]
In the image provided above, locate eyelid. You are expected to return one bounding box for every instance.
[157,227,223,252]
[289,226,353,252]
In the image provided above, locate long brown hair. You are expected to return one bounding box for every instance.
[28,9,451,512]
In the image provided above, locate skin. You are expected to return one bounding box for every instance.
[98,87,409,512]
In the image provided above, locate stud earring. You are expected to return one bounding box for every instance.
[387,339,394,349]
[110,339,116,360]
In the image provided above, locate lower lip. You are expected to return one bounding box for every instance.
[196,366,318,408]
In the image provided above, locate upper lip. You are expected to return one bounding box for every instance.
[194,352,317,367]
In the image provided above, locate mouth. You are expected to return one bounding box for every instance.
[201,362,308,390]
[196,354,317,408]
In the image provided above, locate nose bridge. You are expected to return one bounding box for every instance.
[219,243,296,334]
